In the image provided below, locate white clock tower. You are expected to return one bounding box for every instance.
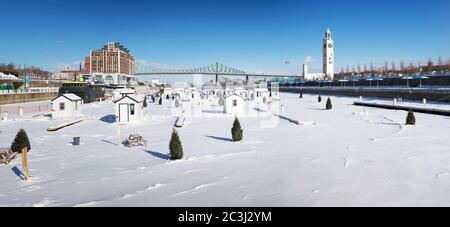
[323,28,334,79]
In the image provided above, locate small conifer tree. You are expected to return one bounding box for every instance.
[299,93,303,98]
[326,98,332,110]
[11,129,31,153]
[318,95,322,103]
[175,99,181,108]
[159,97,163,105]
[166,95,170,100]
[143,97,148,107]
[231,117,243,142]
[219,95,224,106]
[169,129,183,160]
[406,110,416,125]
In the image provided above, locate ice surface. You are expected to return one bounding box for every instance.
[0,93,450,207]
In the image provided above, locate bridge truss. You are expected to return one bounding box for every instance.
[135,62,299,78]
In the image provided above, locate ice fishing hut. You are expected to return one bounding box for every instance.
[253,88,270,103]
[188,89,201,101]
[114,95,144,123]
[224,94,244,114]
[163,87,173,96]
[51,93,83,119]
[270,90,280,100]
[113,89,136,101]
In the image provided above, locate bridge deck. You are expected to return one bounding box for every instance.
[135,72,299,77]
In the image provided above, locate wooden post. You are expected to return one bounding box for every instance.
[21,147,31,179]
[116,123,121,146]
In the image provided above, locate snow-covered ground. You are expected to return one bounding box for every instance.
[0,93,450,207]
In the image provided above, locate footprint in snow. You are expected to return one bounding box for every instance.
[33,198,53,207]
[435,172,449,179]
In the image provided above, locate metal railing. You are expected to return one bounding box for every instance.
[0,87,59,94]
[0,103,51,116]
[281,86,450,91]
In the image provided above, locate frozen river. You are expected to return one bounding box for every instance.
[0,93,450,206]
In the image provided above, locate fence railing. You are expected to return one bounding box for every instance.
[0,87,59,94]
[281,86,450,92]
[0,103,51,116]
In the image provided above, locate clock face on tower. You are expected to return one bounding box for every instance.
[328,43,333,48]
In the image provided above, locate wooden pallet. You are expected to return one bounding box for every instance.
[0,148,17,165]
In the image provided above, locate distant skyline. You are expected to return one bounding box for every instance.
[0,0,449,74]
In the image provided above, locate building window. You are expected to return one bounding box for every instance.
[233,100,237,107]
[59,102,65,111]
[130,104,135,115]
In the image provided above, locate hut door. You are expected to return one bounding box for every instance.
[119,104,129,122]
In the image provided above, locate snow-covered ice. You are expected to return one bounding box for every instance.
[1,93,450,207]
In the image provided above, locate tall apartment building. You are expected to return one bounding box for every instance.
[85,42,137,86]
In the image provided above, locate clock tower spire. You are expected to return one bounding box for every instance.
[323,28,334,79]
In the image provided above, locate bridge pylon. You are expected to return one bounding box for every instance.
[214,74,219,84]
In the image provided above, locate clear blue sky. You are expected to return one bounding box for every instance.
[0,0,449,74]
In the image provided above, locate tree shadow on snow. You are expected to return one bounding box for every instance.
[143,150,172,160]
[310,107,326,111]
[202,110,224,114]
[101,139,119,146]
[378,122,402,126]
[206,135,233,142]
[99,114,116,123]
[11,166,26,181]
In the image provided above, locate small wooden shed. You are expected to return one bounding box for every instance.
[224,94,244,114]
[114,95,144,123]
[51,93,83,119]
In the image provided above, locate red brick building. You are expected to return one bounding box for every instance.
[84,42,136,85]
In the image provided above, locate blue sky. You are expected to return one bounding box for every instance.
[0,0,449,74]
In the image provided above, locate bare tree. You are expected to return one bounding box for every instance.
[437,56,443,71]
[400,60,405,74]
[447,57,450,71]
[408,62,415,74]
[391,62,396,73]
[384,61,389,75]
[0,63,51,79]
[357,64,361,73]
[427,58,434,72]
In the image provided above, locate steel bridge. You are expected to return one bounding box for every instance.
[135,62,299,83]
